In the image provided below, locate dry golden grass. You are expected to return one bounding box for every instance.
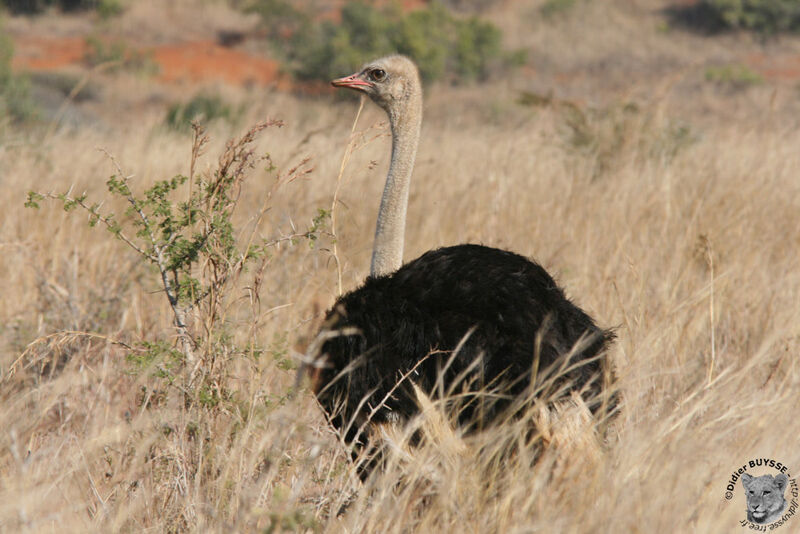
[2,1,800,532]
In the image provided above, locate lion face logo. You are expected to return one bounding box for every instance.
[742,473,788,524]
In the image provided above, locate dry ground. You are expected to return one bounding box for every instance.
[1,0,799,532]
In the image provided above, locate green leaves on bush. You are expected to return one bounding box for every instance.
[25,121,323,394]
[25,119,330,402]
[248,0,518,83]
[701,0,800,34]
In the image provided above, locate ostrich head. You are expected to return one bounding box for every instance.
[331,55,421,117]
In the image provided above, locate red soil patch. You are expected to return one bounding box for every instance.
[152,41,285,88]
[11,35,88,71]
[745,53,800,82]
[11,36,287,88]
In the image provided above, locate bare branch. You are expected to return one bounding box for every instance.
[37,191,156,261]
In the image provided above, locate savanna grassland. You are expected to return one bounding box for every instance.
[1,0,800,532]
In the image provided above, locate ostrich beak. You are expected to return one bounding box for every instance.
[331,72,371,92]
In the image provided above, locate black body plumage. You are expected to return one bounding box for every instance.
[312,244,613,476]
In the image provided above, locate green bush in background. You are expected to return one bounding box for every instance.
[247,0,521,83]
[1,0,122,16]
[165,94,238,132]
[704,62,763,87]
[0,29,35,123]
[701,0,800,34]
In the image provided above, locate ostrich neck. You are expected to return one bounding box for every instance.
[370,98,422,276]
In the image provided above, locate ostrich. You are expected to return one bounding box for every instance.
[309,55,614,479]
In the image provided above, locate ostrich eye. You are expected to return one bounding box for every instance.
[371,68,386,81]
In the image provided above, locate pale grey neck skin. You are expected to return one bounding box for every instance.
[371,88,422,276]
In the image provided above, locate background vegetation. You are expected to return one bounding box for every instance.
[247,0,520,82]
[703,0,800,34]
[1,0,122,16]
[0,28,33,123]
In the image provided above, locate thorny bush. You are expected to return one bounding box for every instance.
[24,121,323,399]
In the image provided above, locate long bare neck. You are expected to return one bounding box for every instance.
[370,94,422,276]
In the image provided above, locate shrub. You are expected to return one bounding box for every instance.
[20,123,326,530]
[705,62,763,87]
[541,0,578,18]
[700,0,800,34]
[25,121,321,392]
[247,0,516,83]
[1,0,123,16]
[517,93,697,179]
[165,94,238,132]
[0,27,35,124]
[95,0,122,17]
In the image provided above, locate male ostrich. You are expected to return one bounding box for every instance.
[310,55,614,479]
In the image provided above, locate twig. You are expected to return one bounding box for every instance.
[188,122,209,206]
[6,330,138,381]
[331,97,365,296]
[36,191,156,262]
[705,238,716,385]
[98,149,196,367]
